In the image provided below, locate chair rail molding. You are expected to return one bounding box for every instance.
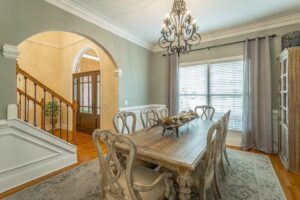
[1,44,19,60]
[113,68,123,77]
[119,104,166,130]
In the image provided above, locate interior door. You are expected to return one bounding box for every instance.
[73,71,100,134]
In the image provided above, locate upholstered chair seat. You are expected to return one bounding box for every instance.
[111,165,168,200]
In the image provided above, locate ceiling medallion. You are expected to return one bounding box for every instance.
[159,0,201,56]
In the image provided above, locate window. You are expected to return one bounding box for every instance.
[179,59,244,132]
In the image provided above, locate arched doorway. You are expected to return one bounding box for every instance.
[73,48,101,134]
[16,31,119,142]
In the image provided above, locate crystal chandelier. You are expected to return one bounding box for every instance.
[159,0,201,56]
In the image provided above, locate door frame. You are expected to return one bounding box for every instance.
[72,70,102,134]
[72,47,103,132]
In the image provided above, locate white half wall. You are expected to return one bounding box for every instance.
[119,104,166,131]
[0,119,77,193]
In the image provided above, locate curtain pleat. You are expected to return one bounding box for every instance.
[242,36,273,153]
[166,55,179,116]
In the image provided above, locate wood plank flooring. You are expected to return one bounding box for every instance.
[1,133,300,200]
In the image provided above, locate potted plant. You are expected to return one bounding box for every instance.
[45,100,59,129]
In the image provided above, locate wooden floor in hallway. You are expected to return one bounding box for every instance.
[1,133,300,200]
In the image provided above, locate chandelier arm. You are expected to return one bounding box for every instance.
[159,0,200,56]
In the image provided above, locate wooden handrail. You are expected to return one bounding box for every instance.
[17,88,43,107]
[16,64,78,144]
[16,64,74,108]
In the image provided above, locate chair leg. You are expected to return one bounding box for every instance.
[220,158,226,178]
[212,182,221,200]
[214,169,222,199]
[223,149,230,166]
[199,187,206,200]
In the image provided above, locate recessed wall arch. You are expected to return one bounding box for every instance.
[16,31,119,131]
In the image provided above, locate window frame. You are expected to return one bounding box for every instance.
[179,55,244,133]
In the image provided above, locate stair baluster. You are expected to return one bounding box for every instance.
[34,83,37,126]
[16,64,78,144]
[24,77,27,122]
[67,105,69,142]
[43,89,46,130]
[59,100,62,139]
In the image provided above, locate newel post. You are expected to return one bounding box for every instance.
[72,101,78,144]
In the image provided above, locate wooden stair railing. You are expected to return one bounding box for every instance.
[16,64,78,144]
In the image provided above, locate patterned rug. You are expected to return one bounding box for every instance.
[6,149,286,200]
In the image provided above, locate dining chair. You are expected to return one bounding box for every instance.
[191,120,223,200]
[140,109,157,128]
[93,130,174,200]
[113,111,136,134]
[222,110,231,167]
[156,107,169,120]
[194,105,215,120]
[212,110,231,200]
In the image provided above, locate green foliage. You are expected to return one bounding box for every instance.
[45,100,59,117]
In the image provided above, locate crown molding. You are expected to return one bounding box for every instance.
[152,11,300,52]
[1,44,19,60]
[45,0,154,50]
[26,38,85,49]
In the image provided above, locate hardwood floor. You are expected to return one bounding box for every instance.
[1,133,300,199]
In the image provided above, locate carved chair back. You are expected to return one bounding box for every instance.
[222,110,231,149]
[215,114,227,162]
[93,130,141,200]
[156,107,169,120]
[203,120,222,180]
[140,109,157,128]
[195,105,215,120]
[113,111,137,134]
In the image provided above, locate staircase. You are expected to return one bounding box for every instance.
[0,64,79,193]
[16,64,78,144]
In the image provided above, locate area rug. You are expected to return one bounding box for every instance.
[6,149,286,200]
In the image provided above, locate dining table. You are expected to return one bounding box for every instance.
[116,118,215,200]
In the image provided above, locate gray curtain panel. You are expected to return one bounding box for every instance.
[166,55,179,116]
[242,36,273,153]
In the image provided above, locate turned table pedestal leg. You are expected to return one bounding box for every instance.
[177,170,192,200]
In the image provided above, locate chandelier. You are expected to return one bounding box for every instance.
[159,0,201,56]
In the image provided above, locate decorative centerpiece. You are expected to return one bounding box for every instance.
[154,110,198,138]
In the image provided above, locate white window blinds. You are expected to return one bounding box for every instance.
[179,59,244,132]
[179,64,208,112]
[209,61,244,131]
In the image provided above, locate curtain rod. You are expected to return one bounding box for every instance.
[162,34,277,57]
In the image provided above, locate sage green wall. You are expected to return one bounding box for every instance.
[0,0,151,119]
[150,23,300,109]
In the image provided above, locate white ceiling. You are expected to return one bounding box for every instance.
[47,0,300,50]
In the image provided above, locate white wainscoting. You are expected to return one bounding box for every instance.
[119,104,166,131]
[0,119,77,193]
